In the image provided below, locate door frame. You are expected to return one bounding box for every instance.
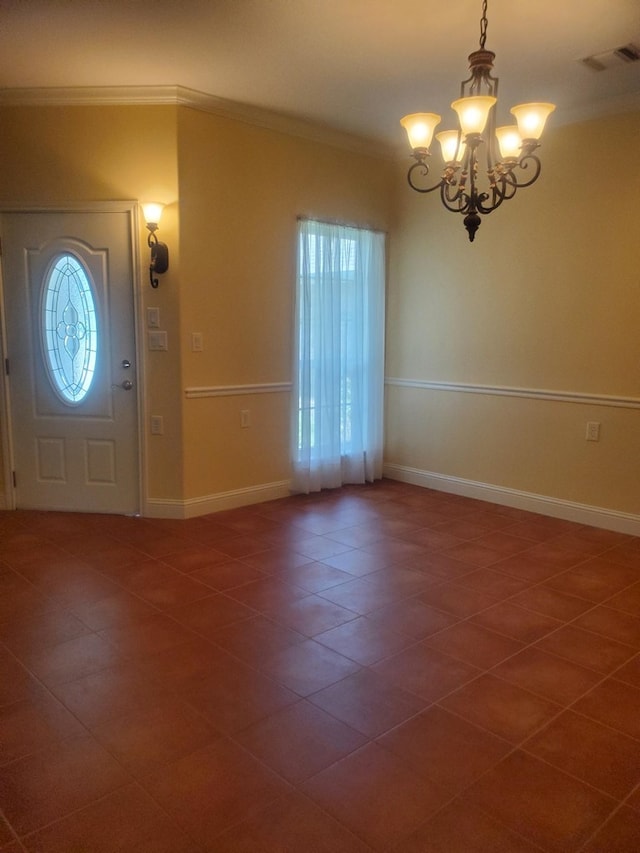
[0,201,146,515]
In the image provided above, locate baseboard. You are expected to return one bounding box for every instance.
[144,479,292,519]
[383,463,640,536]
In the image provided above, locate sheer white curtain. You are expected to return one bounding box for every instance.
[292,218,385,494]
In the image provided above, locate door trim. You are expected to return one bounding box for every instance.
[0,201,145,514]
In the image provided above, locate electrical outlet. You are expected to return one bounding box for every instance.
[150,415,164,435]
[240,409,250,428]
[586,421,600,441]
[191,332,203,352]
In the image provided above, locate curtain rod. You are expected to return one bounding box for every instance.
[297,215,386,236]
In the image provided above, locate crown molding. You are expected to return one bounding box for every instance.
[0,84,395,160]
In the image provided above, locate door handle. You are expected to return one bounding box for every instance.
[112,380,134,391]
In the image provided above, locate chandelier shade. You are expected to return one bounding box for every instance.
[510,102,556,140]
[436,130,466,165]
[399,113,442,151]
[450,95,496,136]
[400,0,555,242]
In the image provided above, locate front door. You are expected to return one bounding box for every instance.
[1,209,139,514]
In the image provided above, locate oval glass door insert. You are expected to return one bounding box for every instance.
[42,253,98,404]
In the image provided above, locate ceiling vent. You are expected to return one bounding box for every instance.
[581,43,640,72]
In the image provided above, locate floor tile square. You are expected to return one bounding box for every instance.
[92,697,220,777]
[214,790,372,852]
[20,633,121,688]
[524,709,640,799]
[168,592,255,638]
[510,584,594,620]
[21,784,196,853]
[301,742,449,851]
[417,582,500,616]
[573,605,640,648]
[534,624,636,674]
[424,621,524,669]
[143,738,290,846]
[182,659,299,734]
[0,734,130,835]
[492,647,601,705]
[314,614,410,665]
[209,614,305,664]
[378,705,511,794]
[572,678,640,740]
[470,600,562,642]
[391,797,541,852]
[367,597,459,640]
[440,673,561,743]
[0,687,85,765]
[261,638,361,696]
[603,582,640,617]
[269,592,358,636]
[309,667,426,737]
[50,662,171,727]
[466,750,616,851]
[372,642,481,703]
[582,806,640,852]
[235,699,366,782]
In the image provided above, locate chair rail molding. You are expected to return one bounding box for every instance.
[385,377,640,410]
[185,382,292,399]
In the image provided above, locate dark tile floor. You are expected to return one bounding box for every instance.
[1,480,639,851]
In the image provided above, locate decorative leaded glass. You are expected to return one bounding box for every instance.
[42,253,98,404]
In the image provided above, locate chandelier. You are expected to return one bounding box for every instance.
[400,0,555,242]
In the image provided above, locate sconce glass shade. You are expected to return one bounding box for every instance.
[142,202,165,228]
[495,126,522,160]
[436,129,465,164]
[400,113,442,150]
[451,95,496,136]
[510,102,556,140]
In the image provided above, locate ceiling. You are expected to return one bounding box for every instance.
[0,0,639,147]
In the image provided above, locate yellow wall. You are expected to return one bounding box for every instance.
[0,101,393,513]
[176,106,394,500]
[0,104,183,503]
[1,100,637,521]
[386,110,640,516]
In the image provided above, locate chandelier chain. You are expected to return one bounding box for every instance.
[479,0,488,49]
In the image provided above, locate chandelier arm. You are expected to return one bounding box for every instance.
[440,183,469,213]
[509,153,542,188]
[487,171,517,203]
[407,161,446,194]
[475,181,510,214]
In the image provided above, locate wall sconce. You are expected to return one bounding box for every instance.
[142,202,169,288]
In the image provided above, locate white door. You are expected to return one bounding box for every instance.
[1,210,139,514]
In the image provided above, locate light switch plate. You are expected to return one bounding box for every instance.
[148,330,168,351]
[147,307,160,328]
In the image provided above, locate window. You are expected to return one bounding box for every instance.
[292,218,385,493]
[42,253,98,404]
